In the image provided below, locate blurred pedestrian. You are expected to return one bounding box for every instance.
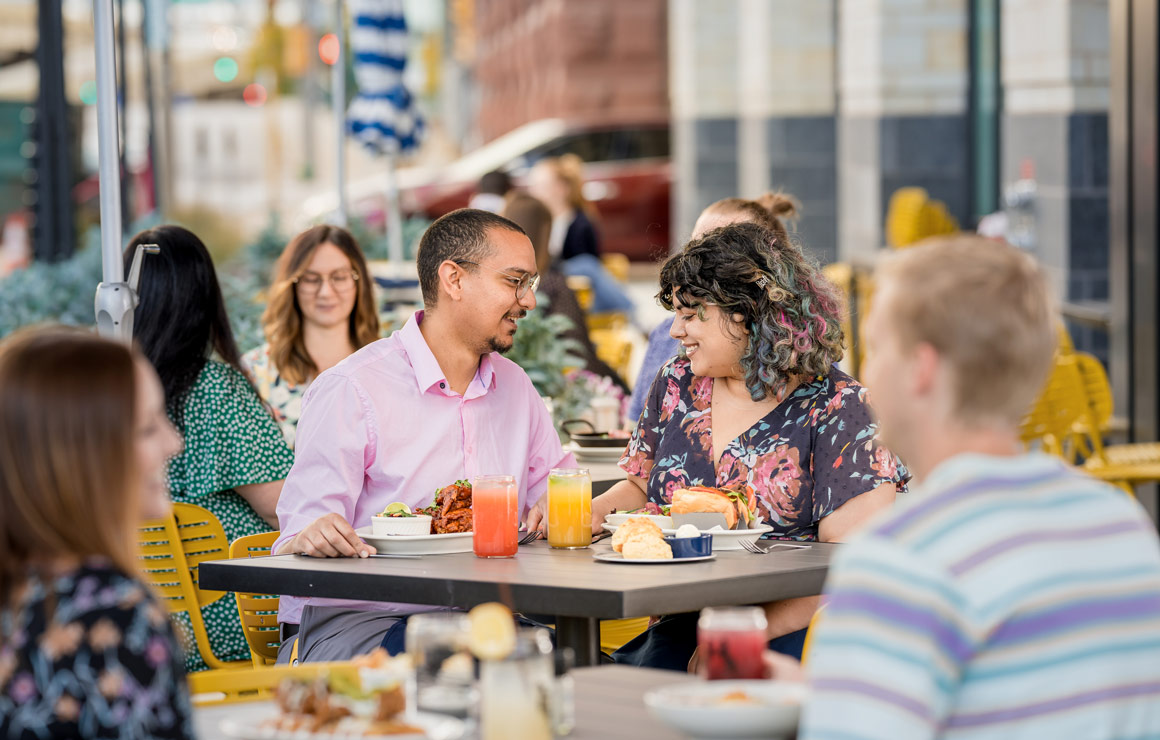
[468,170,513,214]
[128,225,294,672]
[502,192,628,390]
[528,154,635,315]
[243,225,380,447]
[628,192,799,424]
[0,328,192,739]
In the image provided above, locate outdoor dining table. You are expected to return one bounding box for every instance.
[193,664,709,739]
[200,539,836,667]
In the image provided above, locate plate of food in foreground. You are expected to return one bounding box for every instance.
[220,650,466,740]
[597,518,715,562]
[594,552,714,565]
[601,522,773,551]
[643,680,807,739]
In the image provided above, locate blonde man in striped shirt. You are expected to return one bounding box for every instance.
[784,236,1160,739]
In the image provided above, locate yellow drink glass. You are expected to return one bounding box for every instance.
[546,468,592,549]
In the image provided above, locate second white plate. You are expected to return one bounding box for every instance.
[565,442,626,461]
[356,526,473,555]
[601,522,774,551]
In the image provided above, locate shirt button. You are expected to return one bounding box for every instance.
[439,382,445,389]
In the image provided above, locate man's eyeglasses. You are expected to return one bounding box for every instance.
[293,269,359,295]
[456,260,540,300]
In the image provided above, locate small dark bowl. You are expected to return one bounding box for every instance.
[664,533,713,558]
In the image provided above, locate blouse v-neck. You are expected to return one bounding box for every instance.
[704,375,812,478]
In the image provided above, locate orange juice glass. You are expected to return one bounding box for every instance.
[473,475,519,558]
[546,468,592,549]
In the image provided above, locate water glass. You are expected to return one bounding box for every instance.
[405,612,477,718]
[697,606,769,680]
[473,474,519,558]
[546,468,592,549]
[479,628,554,740]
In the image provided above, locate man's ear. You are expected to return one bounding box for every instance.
[438,260,466,303]
[911,341,940,398]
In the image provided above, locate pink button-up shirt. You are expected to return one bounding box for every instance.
[273,311,574,624]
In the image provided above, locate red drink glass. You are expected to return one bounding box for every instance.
[473,475,519,558]
[697,606,769,680]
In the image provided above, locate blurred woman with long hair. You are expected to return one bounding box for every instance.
[243,225,380,447]
[127,225,294,672]
[0,328,191,738]
[528,154,635,316]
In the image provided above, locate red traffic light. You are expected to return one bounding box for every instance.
[319,33,340,66]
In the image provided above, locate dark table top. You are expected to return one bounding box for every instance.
[201,540,836,619]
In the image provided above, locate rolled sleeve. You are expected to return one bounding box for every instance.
[272,372,378,554]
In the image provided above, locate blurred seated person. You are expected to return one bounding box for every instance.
[468,170,513,214]
[271,209,575,663]
[128,225,294,672]
[778,236,1160,739]
[570,222,906,671]
[528,154,635,317]
[629,192,799,423]
[0,328,191,739]
[243,225,380,447]
[502,192,628,391]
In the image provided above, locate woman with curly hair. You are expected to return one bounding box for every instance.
[243,225,380,447]
[596,221,908,670]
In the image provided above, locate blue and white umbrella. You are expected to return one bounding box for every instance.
[346,0,424,261]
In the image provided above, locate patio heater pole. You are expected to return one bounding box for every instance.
[332,0,348,226]
[92,0,131,340]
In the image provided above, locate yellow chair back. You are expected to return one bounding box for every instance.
[138,502,248,671]
[590,328,635,380]
[600,253,630,284]
[801,606,825,666]
[229,531,282,667]
[1019,354,1095,458]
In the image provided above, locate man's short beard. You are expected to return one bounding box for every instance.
[487,336,513,355]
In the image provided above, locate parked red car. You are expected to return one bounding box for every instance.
[401,119,672,261]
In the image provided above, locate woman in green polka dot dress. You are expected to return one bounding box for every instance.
[126,226,294,673]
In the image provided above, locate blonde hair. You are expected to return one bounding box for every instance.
[501,193,553,274]
[262,225,380,386]
[537,154,598,220]
[875,235,1056,425]
[702,192,800,247]
[0,327,142,609]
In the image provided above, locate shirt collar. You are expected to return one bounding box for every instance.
[398,311,498,395]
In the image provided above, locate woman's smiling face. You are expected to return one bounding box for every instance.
[669,295,749,379]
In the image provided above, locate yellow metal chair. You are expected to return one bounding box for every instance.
[599,618,650,654]
[229,531,283,667]
[1068,353,1160,487]
[565,275,594,313]
[600,253,631,284]
[138,503,250,672]
[188,661,358,705]
[590,328,635,380]
[800,606,825,666]
[1019,354,1093,459]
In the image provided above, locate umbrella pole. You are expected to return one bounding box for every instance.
[385,151,404,262]
[93,0,131,340]
[332,0,347,226]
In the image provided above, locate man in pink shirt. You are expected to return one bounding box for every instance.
[272,208,575,662]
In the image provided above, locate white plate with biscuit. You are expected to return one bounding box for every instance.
[601,522,774,551]
[593,552,715,564]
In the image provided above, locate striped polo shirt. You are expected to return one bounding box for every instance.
[802,452,1160,740]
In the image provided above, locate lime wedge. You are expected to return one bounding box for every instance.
[382,502,411,516]
[468,602,517,661]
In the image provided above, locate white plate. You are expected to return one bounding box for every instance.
[644,680,806,739]
[601,522,774,551]
[564,442,626,461]
[356,526,473,555]
[604,513,673,529]
[220,710,466,740]
[594,552,715,564]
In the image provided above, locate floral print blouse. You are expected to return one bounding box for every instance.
[620,358,908,541]
[0,560,193,739]
[242,343,305,448]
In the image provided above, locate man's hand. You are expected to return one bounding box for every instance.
[285,513,376,558]
[526,495,548,533]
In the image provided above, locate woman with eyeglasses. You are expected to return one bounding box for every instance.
[243,225,380,448]
[127,225,295,672]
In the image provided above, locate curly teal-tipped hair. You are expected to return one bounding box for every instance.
[658,222,846,402]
